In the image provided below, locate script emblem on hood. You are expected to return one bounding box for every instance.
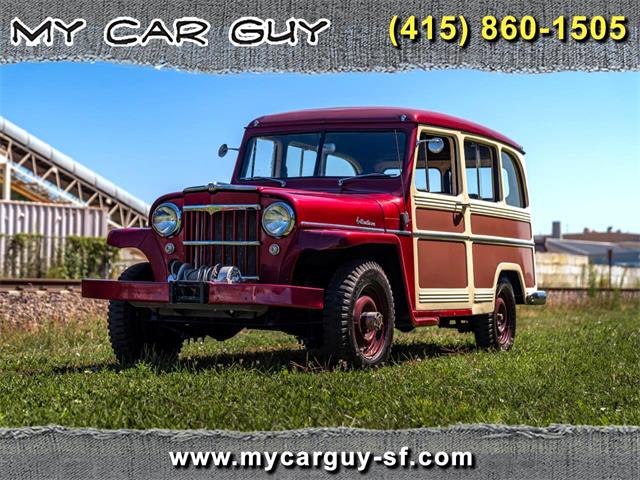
[356,217,376,227]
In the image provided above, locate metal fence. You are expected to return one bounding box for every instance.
[0,200,107,237]
[0,200,108,277]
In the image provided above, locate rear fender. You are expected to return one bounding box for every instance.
[493,263,526,304]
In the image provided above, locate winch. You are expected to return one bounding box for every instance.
[168,261,243,284]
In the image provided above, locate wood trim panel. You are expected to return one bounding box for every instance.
[471,214,531,240]
[416,208,465,233]
[417,239,468,288]
[472,244,535,288]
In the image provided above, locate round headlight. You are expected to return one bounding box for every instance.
[151,202,181,237]
[262,202,295,238]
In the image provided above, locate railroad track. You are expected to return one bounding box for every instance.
[545,287,640,293]
[0,280,637,296]
[0,278,81,293]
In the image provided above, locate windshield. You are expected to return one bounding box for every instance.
[239,131,406,181]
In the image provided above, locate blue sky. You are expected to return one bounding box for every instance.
[0,62,638,234]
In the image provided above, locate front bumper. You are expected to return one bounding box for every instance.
[81,280,324,310]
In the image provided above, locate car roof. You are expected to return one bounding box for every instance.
[249,107,524,153]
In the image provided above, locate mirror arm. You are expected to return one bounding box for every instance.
[218,144,240,158]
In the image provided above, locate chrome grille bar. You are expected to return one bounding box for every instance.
[184,204,260,214]
[183,240,261,246]
[183,204,260,275]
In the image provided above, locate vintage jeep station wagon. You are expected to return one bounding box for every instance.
[82,107,546,367]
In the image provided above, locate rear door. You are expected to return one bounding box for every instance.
[464,138,536,310]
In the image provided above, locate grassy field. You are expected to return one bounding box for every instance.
[0,302,638,430]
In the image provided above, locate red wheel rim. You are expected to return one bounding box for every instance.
[494,296,512,346]
[353,289,387,360]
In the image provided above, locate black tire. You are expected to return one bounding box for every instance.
[298,327,323,352]
[474,279,517,350]
[108,263,183,365]
[321,260,395,368]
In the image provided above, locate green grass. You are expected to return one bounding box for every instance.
[0,303,638,430]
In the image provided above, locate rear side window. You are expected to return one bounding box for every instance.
[464,141,498,202]
[501,151,527,208]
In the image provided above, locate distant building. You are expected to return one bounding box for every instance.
[535,222,640,268]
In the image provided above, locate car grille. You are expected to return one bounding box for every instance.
[182,204,261,278]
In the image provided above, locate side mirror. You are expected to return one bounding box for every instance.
[218,144,229,158]
[218,144,239,158]
[322,143,336,155]
[416,137,446,154]
[427,137,445,154]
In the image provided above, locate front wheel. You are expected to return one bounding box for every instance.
[321,260,395,368]
[108,263,183,365]
[474,279,516,350]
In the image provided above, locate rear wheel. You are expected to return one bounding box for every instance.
[321,260,395,368]
[474,279,516,350]
[108,263,183,365]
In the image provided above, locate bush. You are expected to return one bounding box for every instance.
[49,236,118,279]
[2,233,46,278]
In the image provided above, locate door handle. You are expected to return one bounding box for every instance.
[455,201,469,213]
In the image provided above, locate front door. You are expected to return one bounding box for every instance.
[411,126,471,311]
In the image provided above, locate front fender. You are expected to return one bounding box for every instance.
[283,230,405,279]
[285,228,416,315]
[279,228,415,303]
[107,228,167,281]
[107,228,150,249]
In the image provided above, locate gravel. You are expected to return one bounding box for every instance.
[0,291,106,332]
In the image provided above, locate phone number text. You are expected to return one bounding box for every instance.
[388,15,628,48]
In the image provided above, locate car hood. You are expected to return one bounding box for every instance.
[259,187,404,232]
[151,184,405,232]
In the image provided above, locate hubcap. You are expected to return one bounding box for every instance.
[361,311,384,331]
[353,291,387,360]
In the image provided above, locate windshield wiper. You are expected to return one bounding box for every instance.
[338,172,399,187]
[245,176,286,187]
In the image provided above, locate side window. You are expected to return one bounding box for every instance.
[464,141,498,202]
[501,151,527,208]
[414,133,457,195]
